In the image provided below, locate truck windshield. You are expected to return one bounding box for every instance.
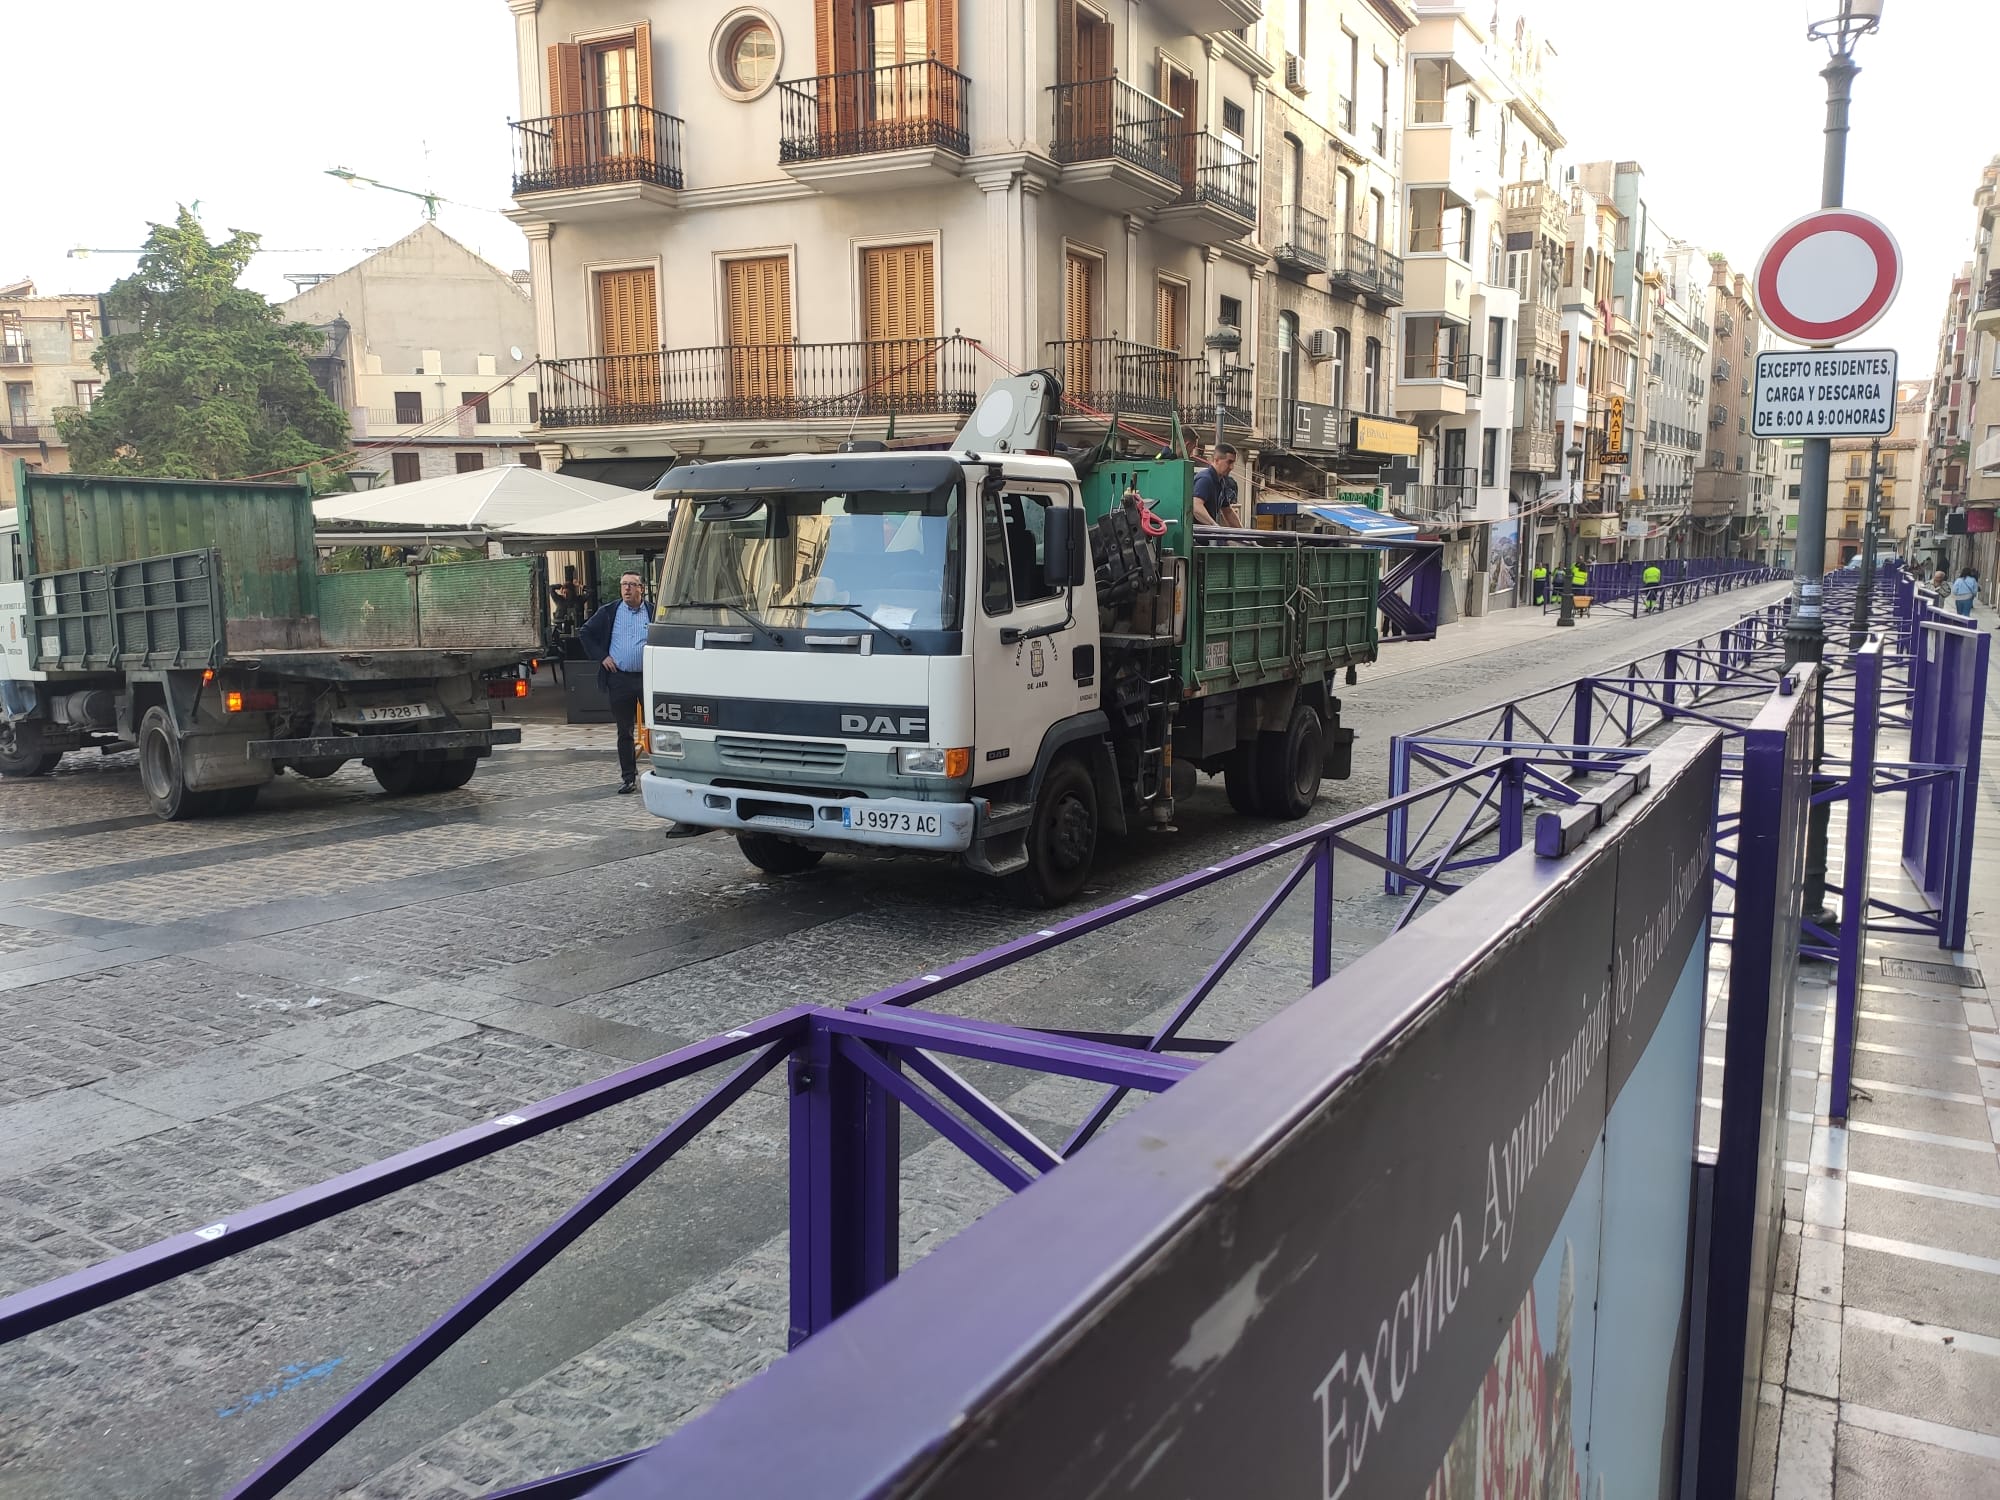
[659,488,963,634]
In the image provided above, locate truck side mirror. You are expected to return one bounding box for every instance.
[1044,505,1085,588]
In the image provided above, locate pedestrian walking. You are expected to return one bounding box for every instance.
[1642,561,1663,612]
[1950,567,1980,618]
[1531,562,1548,605]
[578,570,654,793]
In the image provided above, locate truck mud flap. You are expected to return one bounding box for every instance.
[244,728,523,760]
[1324,724,1356,781]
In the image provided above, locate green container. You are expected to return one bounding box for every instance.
[1185,537,1378,692]
[14,462,318,647]
[1079,459,1195,556]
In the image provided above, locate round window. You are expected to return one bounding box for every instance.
[726,20,777,94]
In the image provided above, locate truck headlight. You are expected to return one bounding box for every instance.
[653,729,684,759]
[899,746,970,778]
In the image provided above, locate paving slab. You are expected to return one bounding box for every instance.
[258,1004,478,1069]
[0,1088,180,1176]
[88,1041,348,1123]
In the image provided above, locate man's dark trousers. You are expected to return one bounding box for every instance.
[606,670,643,784]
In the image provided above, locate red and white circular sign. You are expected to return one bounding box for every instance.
[1753,209,1901,346]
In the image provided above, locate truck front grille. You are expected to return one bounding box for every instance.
[716,735,847,774]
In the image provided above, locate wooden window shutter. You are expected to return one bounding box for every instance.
[1154,282,1175,352]
[929,0,958,69]
[632,22,654,108]
[547,42,584,175]
[1056,0,1075,83]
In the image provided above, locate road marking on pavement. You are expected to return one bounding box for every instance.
[1839,1402,2000,1463]
[1845,1231,2000,1278]
[1843,1306,2000,1362]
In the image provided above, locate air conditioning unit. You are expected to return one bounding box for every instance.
[1307,328,1337,361]
[1284,54,1308,97]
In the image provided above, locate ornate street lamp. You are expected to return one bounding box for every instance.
[1557,441,1585,628]
[1204,325,1242,455]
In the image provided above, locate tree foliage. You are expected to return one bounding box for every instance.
[56,207,348,481]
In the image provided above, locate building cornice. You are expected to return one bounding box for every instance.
[1368,0,1419,35]
[1212,31,1273,79]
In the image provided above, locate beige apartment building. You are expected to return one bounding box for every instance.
[279,224,544,485]
[504,0,1268,480]
[1254,0,1416,498]
[0,281,106,506]
[1691,254,1761,558]
[1827,381,1923,568]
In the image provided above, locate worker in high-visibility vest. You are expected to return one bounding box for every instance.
[1642,561,1663,611]
[1531,563,1549,605]
[1571,561,1588,590]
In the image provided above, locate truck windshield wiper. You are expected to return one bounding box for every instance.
[667,598,787,648]
[795,601,913,653]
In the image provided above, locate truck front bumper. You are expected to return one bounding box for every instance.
[641,773,976,854]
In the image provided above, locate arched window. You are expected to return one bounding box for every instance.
[1282,132,1304,207]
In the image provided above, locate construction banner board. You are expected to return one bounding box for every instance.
[1751,349,1897,438]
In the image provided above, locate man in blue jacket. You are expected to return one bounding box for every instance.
[577,570,654,793]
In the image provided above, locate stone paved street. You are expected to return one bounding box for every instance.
[0,587,1790,1498]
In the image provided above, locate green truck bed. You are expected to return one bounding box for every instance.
[1184,536,1379,694]
[13,464,542,672]
[1077,455,1381,696]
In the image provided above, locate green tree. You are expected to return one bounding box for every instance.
[56,207,348,481]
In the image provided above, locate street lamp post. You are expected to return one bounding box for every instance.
[1557,442,1585,627]
[1791,0,1883,924]
[1789,0,1885,669]
[1204,326,1241,456]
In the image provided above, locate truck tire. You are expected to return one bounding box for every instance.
[427,758,479,791]
[291,758,346,780]
[1222,745,1263,815]
[0,737,62,778]
[370,757,423,796]
[1009,755,1098,908]
[1255,703,1325,820]
[138,706,204,821]
[737,834,824,875]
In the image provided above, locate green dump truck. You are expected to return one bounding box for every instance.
[636,374,1379,904]
[0,463,535,818]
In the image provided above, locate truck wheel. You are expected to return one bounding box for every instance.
[370,757,423,796]
[1222,745,1263,815]
[291,758,346,780]
[0,737,62,778]
[1009,756,1098,908]
[138,706,203,820]
[737,834,824,875]
[428,758,478,791]
[1256,704,1325,820]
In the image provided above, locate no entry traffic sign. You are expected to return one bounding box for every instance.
[1753,209,1901,346]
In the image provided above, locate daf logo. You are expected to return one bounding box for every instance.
[842,714,927,737]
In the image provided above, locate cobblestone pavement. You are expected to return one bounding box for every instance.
[0,586,1789,1499]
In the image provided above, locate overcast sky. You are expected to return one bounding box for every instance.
[10,1,1994,374]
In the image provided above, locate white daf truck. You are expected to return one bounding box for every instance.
[637,375,1382,904]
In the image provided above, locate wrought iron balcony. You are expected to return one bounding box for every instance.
[511,104,685,194]
[1329,233,1376,295]
[1273,204,1329,275]
[0,342,30,366]
[1174,132,1255,222]
[1043,337,1250,428]
[0,422,42,444]
[538,336,980,428]
[779,60,969,162]
[1050,75,1181,185]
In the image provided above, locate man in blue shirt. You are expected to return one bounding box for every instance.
[578,570,655,793]
[1191,444,1241,528]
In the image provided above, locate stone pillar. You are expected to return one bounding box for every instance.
[1124,215,1143,347]
[507,0,542,120]
[521,222,557,362]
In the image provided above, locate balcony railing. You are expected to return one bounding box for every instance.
[538,336,980,428]
[0,342,30,366]
[1173,132,1256,221]
[1050,75,1181,184]
[0,422,42,444]
[1273,204,1329,274]
[780,60,970,162]
[511,104,685,194]
[1512,428,1558,473]
[1402,349,1483,395]
[1043,337,1250,428]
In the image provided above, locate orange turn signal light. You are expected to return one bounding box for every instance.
[944,747,971,779]
[513,678,529,698]
[225,690,241,712]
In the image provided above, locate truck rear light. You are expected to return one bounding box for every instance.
[487,679,530,698]
[224,690,278,712]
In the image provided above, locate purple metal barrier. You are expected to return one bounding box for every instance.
[1691,666,1815,1498]
[1822,641,1881,1119]
[1902,611,1990,950]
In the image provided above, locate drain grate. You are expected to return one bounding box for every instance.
[1880,958,1984,988]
